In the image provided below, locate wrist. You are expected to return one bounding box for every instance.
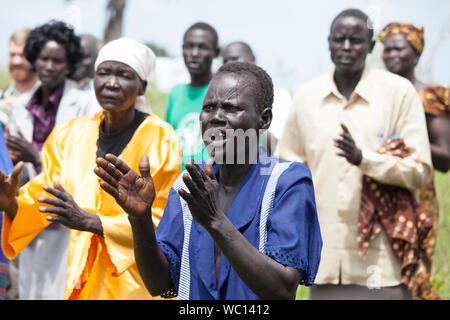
[86,212,103,236]
[356,148,363,166]
[32,153,42,172]
[4,199,18,221]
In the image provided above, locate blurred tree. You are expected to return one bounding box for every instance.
[104,0,127,43]
[145,42,170,57]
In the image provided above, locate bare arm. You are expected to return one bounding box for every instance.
[426,114,450,172]
[94,154,173,296]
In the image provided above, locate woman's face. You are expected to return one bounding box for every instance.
[34,40,68,90]
[382,33,419,77]
[94,61,146,112]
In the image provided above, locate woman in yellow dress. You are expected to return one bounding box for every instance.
[0,37,181,299]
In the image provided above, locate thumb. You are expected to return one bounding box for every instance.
[204,159,216,181]
[138,155,151,178]
[340,123,349,133]
[17,127,24,139]
[53,179,66,192]
[10,161,24,181]
[4,126,10,139]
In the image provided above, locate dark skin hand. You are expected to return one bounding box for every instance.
[5,128,41,171]
[334,123,362,165]
[0,161,24,220]
[38,180,103,236]
[94,153,173,296]
[95,153,302,299]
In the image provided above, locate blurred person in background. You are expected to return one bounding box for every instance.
[222,41,292,154]
[276,9,432,300]
[69,33,100,91]
[4,20,99,299]
[379,22,450,299]
[0,27,39,129]
[165,22,220,170]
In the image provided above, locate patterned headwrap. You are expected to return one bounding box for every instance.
[378,22,425,54]
[420,85,450,118]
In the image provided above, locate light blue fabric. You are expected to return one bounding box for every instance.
[156,152,323,300]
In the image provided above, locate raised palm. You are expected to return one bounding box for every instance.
[95,154,155,218]
[0,162,23,214]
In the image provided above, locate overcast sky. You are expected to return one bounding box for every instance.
[1,0,449,91]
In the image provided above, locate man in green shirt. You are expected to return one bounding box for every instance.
[166,22,220,169]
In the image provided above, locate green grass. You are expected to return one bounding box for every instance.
[430,171,450,299]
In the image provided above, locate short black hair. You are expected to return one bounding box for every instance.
[183,22,219,49]
[330,8,374,42]
[23,20,82,76]
[216,62,273,114]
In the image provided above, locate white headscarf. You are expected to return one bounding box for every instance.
[94,37,156,113]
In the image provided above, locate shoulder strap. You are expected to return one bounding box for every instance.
[172,171,192,300]
[259,161,292,253]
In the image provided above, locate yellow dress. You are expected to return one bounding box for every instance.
[1,112,181,299]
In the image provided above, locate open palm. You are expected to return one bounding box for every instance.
[95,154,155,218]
[0,162,23,215]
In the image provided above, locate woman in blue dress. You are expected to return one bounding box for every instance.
[94,62,322,300]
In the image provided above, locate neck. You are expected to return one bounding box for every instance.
[41,81,64,104]
[103,107,135,135]
[399,68,425,92]
[334,68,364,100]
[15,75,38,94]
[218,162,252,187]
[190,71,212,88]
[218,149,258,186]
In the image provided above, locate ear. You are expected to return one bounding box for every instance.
[214,46,220,58]
[139,80,148,95]
[368,39,376,53]
[258,107,272,131]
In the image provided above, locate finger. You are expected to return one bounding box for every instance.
[4,126,9,138]
[17,127,25,139]
[99,181,120,199]
[340,123,349,133]
[185,162,206,191]
[138,155,151,178]
[53,180,70,195]
[178,188,194,204]
[94,166,118,188]
[340,131,355,143]
[204,159,216,181]
[106,153,131,176]
[96,157,122,181]
[11,161,24,180]
[46,215,70,226]
[336,152,349,159]
[182,172,202,196]
[43,184,69,201]
[37,196,67,209]
[38,205,67,215]
[335,139,354,153]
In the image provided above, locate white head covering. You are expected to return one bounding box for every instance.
[94,37,156,113]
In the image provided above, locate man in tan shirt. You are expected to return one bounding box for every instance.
[275,9,432,299]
